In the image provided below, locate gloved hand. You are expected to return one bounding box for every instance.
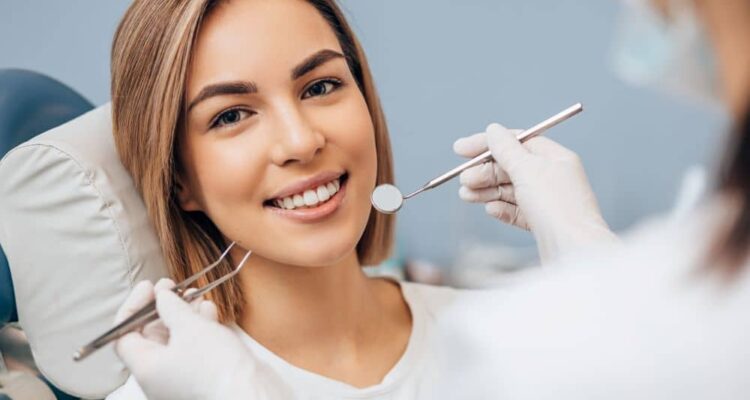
[454,123,619,263]
[114,279,259,400]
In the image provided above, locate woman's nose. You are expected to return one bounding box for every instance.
[269,106,325,167]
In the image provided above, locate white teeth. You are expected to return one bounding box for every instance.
[303,190,318,206]
[272,177,342,210]
[293,194,305,208]
[316,185,331,202]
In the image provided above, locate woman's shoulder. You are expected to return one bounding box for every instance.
[399,281,492,320]
[400,281,459,301]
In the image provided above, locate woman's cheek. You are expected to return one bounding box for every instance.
[196,140,268,222]
[341,99,378,176]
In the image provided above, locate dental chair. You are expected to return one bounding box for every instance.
[0,69,94,328]
[0,69,94,399]
[0,69,167,398]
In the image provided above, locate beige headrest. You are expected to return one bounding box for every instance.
[0,104,167,398]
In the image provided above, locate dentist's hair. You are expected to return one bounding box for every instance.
[111,0,395,322]
[712,106,750,274]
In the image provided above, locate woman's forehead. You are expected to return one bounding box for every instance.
[189,0,342,90]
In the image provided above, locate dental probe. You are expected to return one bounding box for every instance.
[371,102,584,214]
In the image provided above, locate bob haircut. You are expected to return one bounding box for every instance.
[111,0,395,321]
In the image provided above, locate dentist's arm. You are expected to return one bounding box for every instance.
[454,123,619,263]
[113,279,259,400]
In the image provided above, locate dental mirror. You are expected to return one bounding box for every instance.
[371,184,406,213]
[371,103,584,214]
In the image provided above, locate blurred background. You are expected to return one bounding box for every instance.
[0,0,728,284]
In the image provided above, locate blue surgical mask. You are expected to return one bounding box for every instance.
[611,0,721,108]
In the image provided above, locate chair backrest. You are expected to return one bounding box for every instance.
[0,71,168,398]
[0,69,94,325]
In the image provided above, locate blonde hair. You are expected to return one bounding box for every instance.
[111,0,395,322]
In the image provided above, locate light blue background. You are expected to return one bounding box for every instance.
[0,1,727,266]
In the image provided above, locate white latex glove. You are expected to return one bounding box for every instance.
[114,279,259,400]
[454,123,618,263]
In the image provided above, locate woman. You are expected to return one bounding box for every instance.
[107,0,609,398]
[114,0,750,398]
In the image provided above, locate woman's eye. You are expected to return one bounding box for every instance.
[211,109,252,129]
[302,79,341,99]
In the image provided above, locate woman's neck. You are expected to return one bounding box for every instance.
[235,251,387,355]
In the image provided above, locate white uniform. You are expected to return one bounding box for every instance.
[436,197,750,399]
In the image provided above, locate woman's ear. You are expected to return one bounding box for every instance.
[175,175,202,212]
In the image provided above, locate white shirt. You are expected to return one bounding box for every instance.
[107,280,481,399]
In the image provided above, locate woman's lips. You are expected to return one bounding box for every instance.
[265,177,347,223]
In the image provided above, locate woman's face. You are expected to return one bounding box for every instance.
[178,0,378,267]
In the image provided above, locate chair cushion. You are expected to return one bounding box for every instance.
[0,103,167,398]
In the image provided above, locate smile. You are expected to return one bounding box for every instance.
[270,175,343,210]
[264,173,349,223]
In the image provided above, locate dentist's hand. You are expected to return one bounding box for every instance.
[114,279,259,400]
[454,123,618,263]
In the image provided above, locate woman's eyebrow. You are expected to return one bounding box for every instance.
[291,49,345,80]
[187,50,344,113]
[187,81,258,112]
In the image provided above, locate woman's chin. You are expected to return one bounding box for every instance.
[245,194,372,267]
[250,236,359,268]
